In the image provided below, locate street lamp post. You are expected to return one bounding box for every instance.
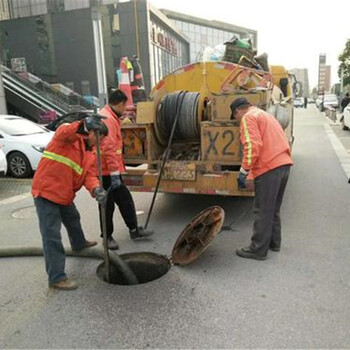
[0,33,8,114]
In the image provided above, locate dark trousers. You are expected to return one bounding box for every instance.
[250,165,291,256]
[98,175,138,238]
[34,197,87,284]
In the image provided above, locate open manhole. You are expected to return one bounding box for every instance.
[97,252,170,285]
[96,206,225,285]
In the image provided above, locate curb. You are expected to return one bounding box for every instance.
[324,123,350,182]
[0,192,32,206]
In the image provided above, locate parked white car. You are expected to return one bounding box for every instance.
[0,115,54,178]
[0,144,7,176]
[321,94,339,111]
[342,104,350,130]
[293,97,304,108]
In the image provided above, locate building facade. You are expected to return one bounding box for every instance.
[0,0,257,101]
[161,9,257,63]
[0,0,12,20]
[1,0,118,18]
[0,6,111,104]
[318,53,331,94]
[116,1,190,91]
[0,0,190,98]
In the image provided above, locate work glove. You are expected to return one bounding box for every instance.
[94,187,107,205]
[110,173,122,190]
[237,167,248,189]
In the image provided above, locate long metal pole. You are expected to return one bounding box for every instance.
[133,0,141,60]
[0,30,8,114]
[95,130,110,283]
[144,92,185,229]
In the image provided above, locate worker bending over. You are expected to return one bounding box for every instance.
[32,116,108,290]
[98,89,153,250]
[230,98,293,260]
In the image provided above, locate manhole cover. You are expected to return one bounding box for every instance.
[12,206,36,219]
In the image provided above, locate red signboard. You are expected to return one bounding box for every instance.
[151,27,178,56]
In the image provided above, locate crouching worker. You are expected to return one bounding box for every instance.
[32,116,108,290]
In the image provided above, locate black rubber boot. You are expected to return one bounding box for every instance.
[130,226,154,240]
[269,245,280,252]
[107,236,119,250]
[236,247,267,260]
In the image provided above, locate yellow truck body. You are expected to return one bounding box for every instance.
[121,61,294,197]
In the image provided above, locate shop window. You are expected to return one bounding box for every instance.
[64,0,89,10]
[81,81,91,96]
[48,0,64,13]
[66,82,74,91]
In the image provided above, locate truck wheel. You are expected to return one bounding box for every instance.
[7,152,33,178]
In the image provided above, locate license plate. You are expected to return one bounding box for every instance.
[162,162,196,181]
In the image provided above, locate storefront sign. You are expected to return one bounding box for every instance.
[151,26,178,56]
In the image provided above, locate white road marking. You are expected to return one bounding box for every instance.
[0,192,32,206]
[324,123,350,181]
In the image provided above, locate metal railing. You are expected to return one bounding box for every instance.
[2,65,96,112]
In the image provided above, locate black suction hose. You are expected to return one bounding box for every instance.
[144,91,187,229]
[0,246,139,285]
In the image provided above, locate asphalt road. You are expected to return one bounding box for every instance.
[1,106,350,349]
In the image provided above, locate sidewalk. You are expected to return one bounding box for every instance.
[0,177,32,201]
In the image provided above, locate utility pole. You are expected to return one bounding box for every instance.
[92,8,108,107]
[0,32,8,114]
[340,66,344,101]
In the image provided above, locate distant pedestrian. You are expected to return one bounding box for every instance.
[230,98,293,260]
[304,97,308,109]
[341,93,350,113]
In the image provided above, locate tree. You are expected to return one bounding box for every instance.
[338,39,350,86]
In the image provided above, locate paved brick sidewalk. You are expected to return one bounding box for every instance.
[0,178,32,201]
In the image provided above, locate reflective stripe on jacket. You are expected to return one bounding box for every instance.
[32,122,99,205]
[98,105,126,175]
[42,150,83,175]
[240,106,293,179]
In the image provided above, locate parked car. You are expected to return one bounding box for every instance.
[293,97,304,108]
[307,98,315,104]
[342,104,350,130]
[315,96,323,108]
[320,94,339,111]
[0,143,7,176]
[0,115,53,178]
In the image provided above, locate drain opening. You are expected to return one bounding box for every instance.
[96,252,171,285]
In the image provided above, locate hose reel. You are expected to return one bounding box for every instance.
[155,91,201,145]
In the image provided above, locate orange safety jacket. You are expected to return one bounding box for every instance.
[32,122,99,205]
[240,106,293,179]
[98,105,126,175]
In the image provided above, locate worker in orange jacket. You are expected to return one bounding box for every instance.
[230,98,293,260]
[98,89,153,250]
[32,116,108,290]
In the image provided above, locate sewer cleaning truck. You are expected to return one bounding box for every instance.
[120,60,294,197]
